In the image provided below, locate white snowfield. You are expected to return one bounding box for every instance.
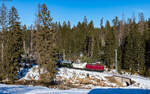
[0,84,90,94]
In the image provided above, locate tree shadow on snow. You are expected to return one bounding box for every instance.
[17,64,37,79]
[88,88,150,94]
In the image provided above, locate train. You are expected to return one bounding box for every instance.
[57,60,105,71]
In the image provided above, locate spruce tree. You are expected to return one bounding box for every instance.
[34,4,57,82]
[5,6,23,81]
[104,21,116,68]
[0,3,8,80]
[144,19,150,76]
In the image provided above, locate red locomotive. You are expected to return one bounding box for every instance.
[86,63,104,71]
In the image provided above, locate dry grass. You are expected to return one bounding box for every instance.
[105,76,123,87]
[56,75,117,89]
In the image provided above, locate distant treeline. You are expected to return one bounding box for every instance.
[0,3,150,82]
[56,13,150,77]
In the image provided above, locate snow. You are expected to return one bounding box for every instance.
[57,68,119,88]
[58,68,111,80]
[117,73,150,89]
[18,65,40,80]
[106,70,150,89]
[23,65,40,80]
[0,84,89,94]
[19,65,150,89]
[0,84,150,94]
[57,68,150,89]
[19,65,47,81]
[1,66,150,93]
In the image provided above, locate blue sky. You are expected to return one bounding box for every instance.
[1,0,150,27]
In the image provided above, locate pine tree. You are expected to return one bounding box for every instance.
[0,3,8,80]
[87,20,94,57]
[104,21,116,68]
[122,18,145,74]
[144,19,150,76]
[34,4,57,82]
[4,6,23,81]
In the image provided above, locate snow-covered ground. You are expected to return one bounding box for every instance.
[0,84,89,94]
[20,65,150,89]
[19,65,40,80]
[1,66,150,94]
[117,72,150,89]
[57,68,150,89]
[57,68,117,88]
[1,84,150,94]
[19,65,47,81]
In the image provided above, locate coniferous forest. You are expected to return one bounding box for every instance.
[0,3,150,83]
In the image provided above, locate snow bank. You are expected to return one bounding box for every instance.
[20,65,46,81]
[23,65,40,80]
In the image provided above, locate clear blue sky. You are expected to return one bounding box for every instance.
[1,0,150,27]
